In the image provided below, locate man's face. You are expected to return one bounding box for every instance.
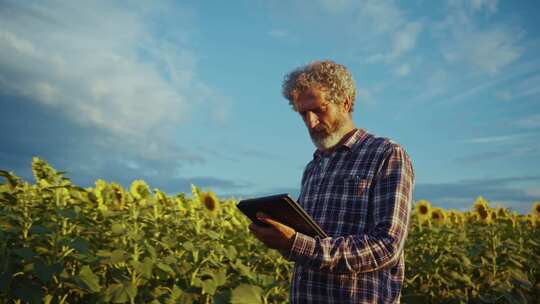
[293,87,349,150]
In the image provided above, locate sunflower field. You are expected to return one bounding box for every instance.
[0,158,539,303]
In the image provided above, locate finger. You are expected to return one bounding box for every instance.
[249,222,272,237]
[256,213,282,228]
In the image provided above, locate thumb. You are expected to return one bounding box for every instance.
[257,212,279,227]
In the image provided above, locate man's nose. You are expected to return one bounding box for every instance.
[305,112,319,129]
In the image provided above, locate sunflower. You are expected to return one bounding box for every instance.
[94,179,108,208]
[447,209,464,226]
[466,212,479,224]
[415,200,432,223]
[490,209,498,222]
[525,215,537,228]
[154,188,170,205]
[110,182,125,209]
[473,196,489,214]
[532,202,540,217]
[477,206,493,225]
[431,207,447,226]
[496,207,510,220]
[199,191,220,215]
[130,180,151,200]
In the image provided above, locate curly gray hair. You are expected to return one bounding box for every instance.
[282,60,356,112]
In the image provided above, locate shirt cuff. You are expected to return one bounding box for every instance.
[287,232,316,262]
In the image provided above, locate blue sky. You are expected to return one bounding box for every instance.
[1,0,539,213]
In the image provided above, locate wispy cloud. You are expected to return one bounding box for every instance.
[268,29,289,38]
[515,114,540,128]
[461,134,527,144]
[436,0,523,75]
[0,1,212,140]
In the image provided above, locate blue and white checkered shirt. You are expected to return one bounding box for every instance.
[286,128,415,303]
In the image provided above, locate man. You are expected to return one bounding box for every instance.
[249,60,415,303]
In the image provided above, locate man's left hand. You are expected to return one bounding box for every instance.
[248,212,296,254]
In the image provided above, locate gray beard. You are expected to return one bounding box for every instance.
[309,121,350,151]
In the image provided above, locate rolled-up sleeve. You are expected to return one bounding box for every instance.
[287,145,415,274]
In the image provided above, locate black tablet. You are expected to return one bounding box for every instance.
[237,193,328,238]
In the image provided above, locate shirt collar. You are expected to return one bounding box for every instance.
[312,128,366,159]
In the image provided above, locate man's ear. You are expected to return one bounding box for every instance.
[342,96,352,113]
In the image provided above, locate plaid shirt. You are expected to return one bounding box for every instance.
[286,128,415,304]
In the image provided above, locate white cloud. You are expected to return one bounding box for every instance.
[389,22,422,60]
[516,115,540,129]
[448,0,497,14]
[395,63,411,77]
[352,2,422,64]
[493,74,540,101]
[495,90,512,101]
[268,29,289,38]
[470,0,498,13]
[316,0,354,14]
[442,27,523,74]
[0,1,201,138]
[437,0,522,75]
[462,133,536,144]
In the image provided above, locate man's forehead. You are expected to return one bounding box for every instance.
[293,88,325,111]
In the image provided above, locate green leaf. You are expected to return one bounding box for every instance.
[109,249,128,264]
[234,261,255,280]
[215,268,227,287]
[13,247,36,260]
[105,282,138,303]
[77,265,101,293]
[11,278,44,304]
[214,289,232,304]
[201,278,218,295]
[510,269,533,289]
[67,237,90,254]
[207,230,220,239]
[130,257,153,279]
[0,192,17,205]
[111,223,125,235]
[230,284,263,304]
[0,263,14,293]
[57,208,77,219]
[165,285,184,304]
[29,225,52,235]
[156,262,175,276]
[182,242,194,252]
[226,245,237,261]
[34,260,63,284]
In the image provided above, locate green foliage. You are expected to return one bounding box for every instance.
[0,158,539,303]
[0,158,291,303]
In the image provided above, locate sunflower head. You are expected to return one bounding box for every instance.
[94,179,108,205]
[416,200,432,215]
[532,202,540,217]
[473,196,490,214]
[447,209,464,225]
[490,210,498,221]
[431,207,446,225]
[466,212,480,223]
[525,215,537,228]
[477,207,493,225]
[130,180,151,200]
[110,182,125,206]
[200,191,220,215]
[154,188,169,205]
[415,200,432,224]
[496,207,510,219]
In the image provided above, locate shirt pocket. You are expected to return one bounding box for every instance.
[326,174,371,235]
